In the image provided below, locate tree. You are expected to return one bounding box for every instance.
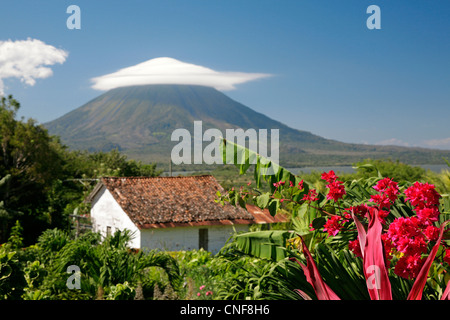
[81,148,162,178]
[0,95,64,243]
[353,158,426,182]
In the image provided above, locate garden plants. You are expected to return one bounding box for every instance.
[219,139,450,300]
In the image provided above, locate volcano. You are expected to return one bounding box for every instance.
[44,84,450,168]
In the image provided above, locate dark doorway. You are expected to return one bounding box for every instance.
[199,228,208,251]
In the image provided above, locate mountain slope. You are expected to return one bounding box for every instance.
[44,84,450,168]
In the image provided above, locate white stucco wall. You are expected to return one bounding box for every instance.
[90,187,141,248]
[140,224,249,254]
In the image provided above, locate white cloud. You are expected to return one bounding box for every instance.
[422,137,450,150]
[375,137,450,150]
[0,38,68,95]
[375,138,411,147]
[90,57,271,91]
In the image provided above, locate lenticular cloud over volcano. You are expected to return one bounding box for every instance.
[90,57,271,91]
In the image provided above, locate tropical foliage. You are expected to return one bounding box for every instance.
[1,96,449,300]
[0,95,161,244]
[215,139,450,300]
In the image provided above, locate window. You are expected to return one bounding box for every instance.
[199,228,208,251]
[106,226,111,237]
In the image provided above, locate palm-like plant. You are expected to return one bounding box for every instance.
[25,229,181,299]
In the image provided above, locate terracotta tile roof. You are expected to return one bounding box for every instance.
[245,204,289,224]
[92,175,257,229]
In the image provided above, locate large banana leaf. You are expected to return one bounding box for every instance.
[234,230,294,261]
[220,138,294,189]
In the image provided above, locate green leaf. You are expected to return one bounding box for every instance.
[256,193,271,208]
[268,199,280,216]
[234,230,294,261]
[311,217,326,230]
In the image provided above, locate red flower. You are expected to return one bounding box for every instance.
[347,204,369,218]
[423,225,440,241]
[404,182,441,210]
[326,181,346,202]
[273,181,285,188]
[298,179,304,190]
[302,189,319,202]
[323,215,345,236]
[416,207,440,224]
[321,170,337,183]
[370,193,392,210]
[444,249,450,265]
[377,209,390,224]
[396,235,427,256]
[373,178,399,202]
[394,253,425,280]
[387,217,421,244]
[348,238,362,258]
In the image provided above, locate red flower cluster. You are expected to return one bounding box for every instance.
[370,178,399,209]
[363,178,399,224]
[273,181,285,188]
[384,182,442,279]
[321,170,337,183]
[404,182,441,210]
[337,177,447,280]
[302,189,319,203]
[323,215,347,237]
[347,204,369,218]
[311,172,447,280]
[321,170,346,202]
[348,238,362,258]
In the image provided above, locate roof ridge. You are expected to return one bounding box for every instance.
[101,174,214,180]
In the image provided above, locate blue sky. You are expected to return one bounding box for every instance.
[1,0,449,149]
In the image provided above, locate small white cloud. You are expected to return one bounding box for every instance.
[0,38,68,95]
[375,138,411,147]
[422,137,450,150]
[90,57,271,91]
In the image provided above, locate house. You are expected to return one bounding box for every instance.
[87,175,288,254]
